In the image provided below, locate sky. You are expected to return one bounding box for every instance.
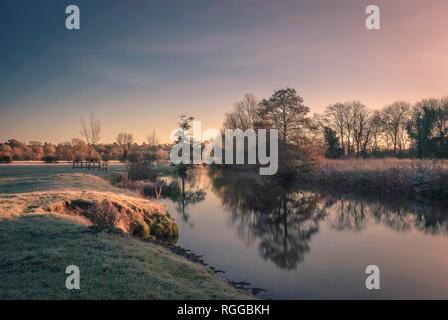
[0,0,447,144]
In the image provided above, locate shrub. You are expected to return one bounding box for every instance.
[42,154,58,163]
[89,151,102,162]
[0,154,12,163]
[126,151,157,180]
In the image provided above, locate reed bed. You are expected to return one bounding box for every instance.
[314,159,448,201]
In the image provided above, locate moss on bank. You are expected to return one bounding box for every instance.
[0,213,253,299]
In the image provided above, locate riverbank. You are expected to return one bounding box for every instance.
[0,169,253,299]
[0,213,252,299]
[310,159,448,202]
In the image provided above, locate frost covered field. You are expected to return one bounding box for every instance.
[0,164,251,299]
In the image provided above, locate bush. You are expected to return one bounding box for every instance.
[126,151,157,180]
[89,152,102,162]
[0,154,12,163]
[42,154,58,163]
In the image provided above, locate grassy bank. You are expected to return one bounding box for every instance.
[0,213,251,299]
[312,159,448,201]
[0,190,179,241]
[0,169,252,299]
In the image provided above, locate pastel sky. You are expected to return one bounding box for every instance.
[1,0,447,143]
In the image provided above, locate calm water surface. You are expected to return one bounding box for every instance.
[161,169,448,299]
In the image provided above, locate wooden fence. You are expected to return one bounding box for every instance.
[72,161,108,171]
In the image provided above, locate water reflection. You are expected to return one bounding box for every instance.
[160,169,448,298]
[164,171,206,226]
[323,197,448,236]
[163,168,448,269]
[205,169,448,269]
[208,169,326,269]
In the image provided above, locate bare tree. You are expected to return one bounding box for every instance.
[367,110,385,154]
[223,93,261,130]
[147,130,159,147]
[323,103,348,156]
[116,133,134,161]
[324,101,368,157]
[382,101,411,155]
[351,101,370,157]
[80,113,101,161]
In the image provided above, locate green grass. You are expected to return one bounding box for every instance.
[0,213,252,299]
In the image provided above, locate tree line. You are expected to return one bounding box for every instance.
[0,113,168,163]
[1,89,447,164]
[223,90,448,162]
[0,138,170,163]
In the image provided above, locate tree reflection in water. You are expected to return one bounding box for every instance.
[164,170,206,227]
[207,169,448,270]
[208,170,326,269]
[324,196,448,236]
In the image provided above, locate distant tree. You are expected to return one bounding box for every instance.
[116,133,134,162]
[155,148,169,160]
[367,110,385,155]
[6,139,23,149]
[43,143,57,156]
[406,99,438,158]
[223,93,260,130]
[176,114,194,145]
[258,88,309,147]
[0,144,13,163]
[0,153,12,163]
[178,115,194,132]
[147,130,159,147]
[174,115,195,167]
[57,142,74,161]
[323,127,343,159]
[42,154,58,163]
[81,113,101,161]
[351,101,371,157]
[324,101,375,157]
[29,141,42,147]
[71,138,89,161]
[382,101,411,155]
[434,97,448,157]
[257,88,317,175]
[323,103,349,156]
